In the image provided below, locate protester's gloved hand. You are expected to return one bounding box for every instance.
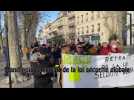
[51,77,57,81]
[41,71,47,75]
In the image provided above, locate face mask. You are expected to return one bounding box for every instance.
[112,45,117,48]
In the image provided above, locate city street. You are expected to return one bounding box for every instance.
[0,60,60,88]
[0,11,134,88]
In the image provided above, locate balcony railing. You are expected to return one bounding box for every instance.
[69,29,75,33]
[68,12,75,17]
[58,30,64,35]
[57,22,63,27]
[68,20,75,27]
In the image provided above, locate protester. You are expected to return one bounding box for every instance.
[30,47,41,88]
[55,46,61,65]
[99,42,111,55]
[31,38,39,49]
[49,46,56,64]
[70,43,76,54]
[116,41,122,53]
[75,44,86,55]
[29,37,124,88]
[110,40,122,53]
[49,46,58,84]
[88,45,98,55]
[97,43,101,54]
[57,44,71,87]
[30,44,54,88]
[37,45,54,88]
[62,44,71,54]
[30,47,40,62]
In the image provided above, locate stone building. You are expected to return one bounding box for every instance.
[44,11,127,44]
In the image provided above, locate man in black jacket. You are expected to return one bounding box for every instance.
[32,45,54,88]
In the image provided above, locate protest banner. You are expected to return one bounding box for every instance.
[62,53,134,88]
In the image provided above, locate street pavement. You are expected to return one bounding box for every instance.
[0,59,60,88]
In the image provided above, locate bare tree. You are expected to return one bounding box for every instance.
[6,11,24,83]
[17,11,39,61]
[0,12,2,55]
[0,12,4,55]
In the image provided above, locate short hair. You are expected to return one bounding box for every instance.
[42,44,46,47]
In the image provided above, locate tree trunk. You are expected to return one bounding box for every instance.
[0,33,3,56]
[6,11,23,83]
[0,13,3,57]
[21,14,29,61]
[20,11,39,61]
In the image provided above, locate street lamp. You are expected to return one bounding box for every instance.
[127,13,132,46]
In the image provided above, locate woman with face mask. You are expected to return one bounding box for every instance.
[99,42,111,55]
[110,40,122,53]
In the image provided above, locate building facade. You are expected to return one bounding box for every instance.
[126,11,134,46]
[44,15,68,41]
[75,11,127,43]
[44,11,127,44]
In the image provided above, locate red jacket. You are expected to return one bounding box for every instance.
[110,47,122,53]
[99,47,111,55]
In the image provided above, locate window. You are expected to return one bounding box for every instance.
[86,26,89,33]
[77,16,79,24]
[58,26,63,30]
[91,25,94,33]
[78,28,80,35]
[91,11,94,20]
[77,28,79,33]
[86,13,88,22]
[82,27,84,34]
[97,23,100,32]
[86,18,88,22]
[97,11,100,18]
[81,15,83,23]
[68,11,72,13]
[86,29,89,33]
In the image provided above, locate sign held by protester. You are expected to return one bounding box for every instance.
[62,53,134,88]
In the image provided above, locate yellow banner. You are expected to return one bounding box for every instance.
[62,54,91,82]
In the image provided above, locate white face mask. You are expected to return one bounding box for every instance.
[112,45,117,48]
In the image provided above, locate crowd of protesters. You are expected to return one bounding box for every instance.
[61,39,122,55]
[1,35,123,88]
[29,38,123,88]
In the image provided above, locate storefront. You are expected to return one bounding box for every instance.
[79,34,100,45]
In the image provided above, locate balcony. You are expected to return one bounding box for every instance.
[57,22,63,27]
[58,30,64,35]
[68,20,75,27]
[69,29,75,34]
[48,30,58,37]
[68,13,75,19]
[57,25,63,30]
